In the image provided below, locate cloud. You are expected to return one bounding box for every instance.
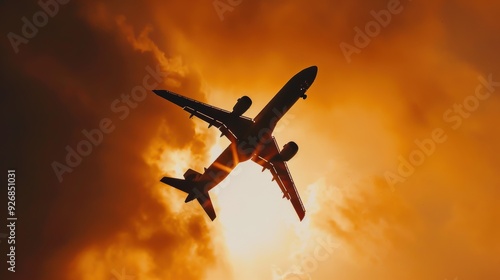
[1,1,232,279]
[2,0,499,279]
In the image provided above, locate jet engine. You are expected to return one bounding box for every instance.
[232,96,252,116]
[278,141,299,161]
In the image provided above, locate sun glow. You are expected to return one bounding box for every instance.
[146,97,329,278]
[206,138,298,255]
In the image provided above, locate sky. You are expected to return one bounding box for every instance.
[1,0,500,279]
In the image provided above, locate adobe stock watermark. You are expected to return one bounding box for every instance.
[213,0,243,21]
[274,235,340,280]
[7,0,71,54]
[339,0,411,63]
[385,74,499,189]
[111,267,135,280]
[274,111,296,134]
[51,64,169,183]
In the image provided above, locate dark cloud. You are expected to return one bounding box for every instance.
[1,1,225,279]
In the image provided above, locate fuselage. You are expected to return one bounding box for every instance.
[197,66,318,190]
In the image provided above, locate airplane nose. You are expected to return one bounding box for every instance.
[295,66,318,81]
[308,66,318,77]
[296,66,318,99]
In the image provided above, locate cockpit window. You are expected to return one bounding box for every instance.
[300,80,310,91]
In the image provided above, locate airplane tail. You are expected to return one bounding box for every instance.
[160,169,216,220]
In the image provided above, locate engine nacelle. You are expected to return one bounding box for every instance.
[232,96,252,116]
[279,141,299,162]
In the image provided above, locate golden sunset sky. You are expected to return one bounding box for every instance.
[1,0,500,279]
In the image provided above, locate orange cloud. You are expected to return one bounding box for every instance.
[2,0,499,279]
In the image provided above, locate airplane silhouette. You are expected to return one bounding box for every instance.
[153,65,318,221]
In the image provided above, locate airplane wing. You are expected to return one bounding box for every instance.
[252,137,306,221]
[153,90,253,142]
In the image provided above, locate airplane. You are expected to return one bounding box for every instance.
[153,65,318,221]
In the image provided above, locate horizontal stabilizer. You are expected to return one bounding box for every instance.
[160,176,217,221]
[196,190,216,221]
[160,177,192,193]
